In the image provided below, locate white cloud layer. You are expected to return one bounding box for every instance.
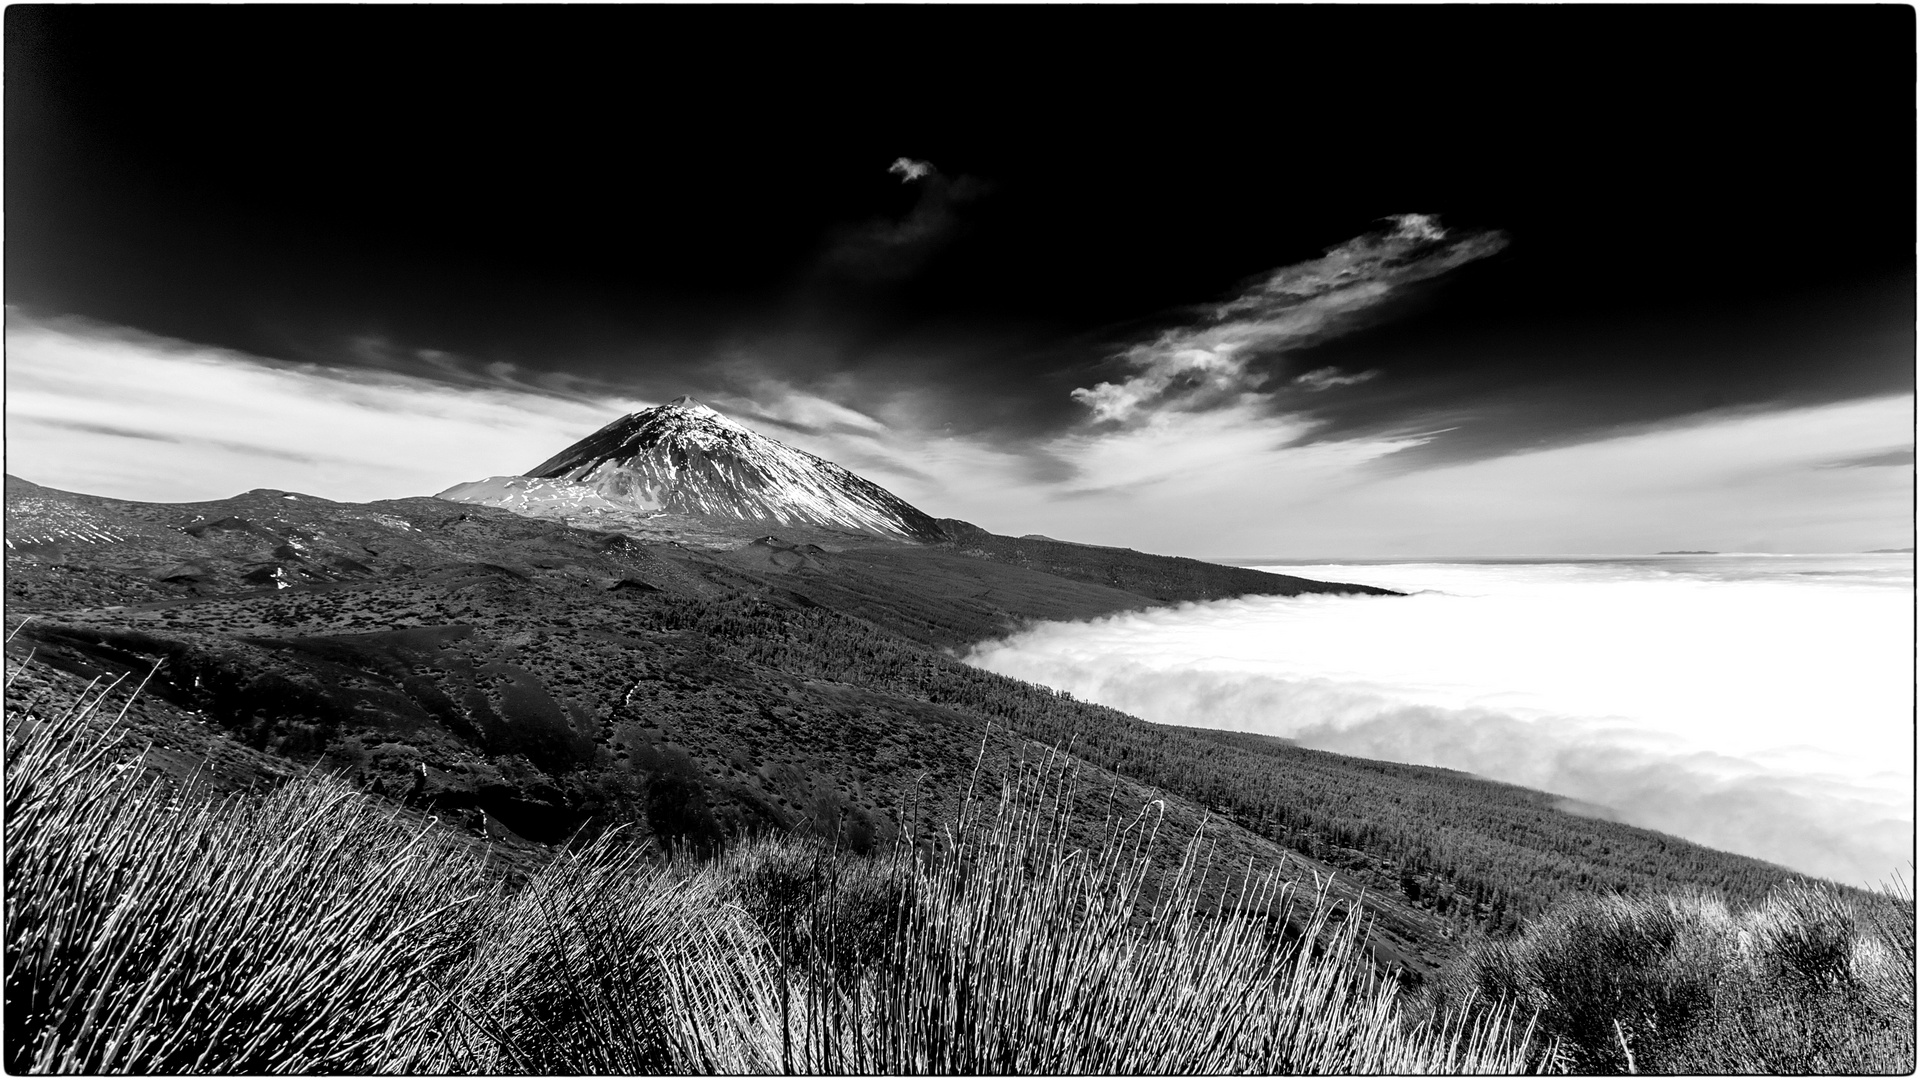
[966,556,1915,887]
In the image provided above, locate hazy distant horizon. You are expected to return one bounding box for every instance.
[1209,551,1916,566]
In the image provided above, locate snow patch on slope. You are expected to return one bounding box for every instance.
[435,475,638,516]
[501,397,944,541]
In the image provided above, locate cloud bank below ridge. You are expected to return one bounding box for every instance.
[964,560,1914,887]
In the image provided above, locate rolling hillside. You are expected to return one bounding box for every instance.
[3,473,1816,986]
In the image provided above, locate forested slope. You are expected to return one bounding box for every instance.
[649,593,1809,934]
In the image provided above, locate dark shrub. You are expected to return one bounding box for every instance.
[1433,883,1915,1074]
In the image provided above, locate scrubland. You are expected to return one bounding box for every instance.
[5,671,1911,1074]
[1431,876,1914,1073]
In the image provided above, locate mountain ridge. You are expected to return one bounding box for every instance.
[433,401,1402,623]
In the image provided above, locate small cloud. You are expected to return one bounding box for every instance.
[818,164,989,283]
[1292,367,1378,392]
[1384,212,1448,243]
[1071,215,1507,424]
[888,156,935,182]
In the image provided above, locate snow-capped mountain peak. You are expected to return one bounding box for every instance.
[447,398,946,542]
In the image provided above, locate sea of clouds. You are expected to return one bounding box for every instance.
[964,556,1914,888]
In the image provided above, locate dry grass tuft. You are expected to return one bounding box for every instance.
[0,670,1550,1075]
[4,674,492,1073]
[683,750,1547,1074]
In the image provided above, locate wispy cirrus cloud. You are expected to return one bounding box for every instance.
[1071,214,1507,423]
[1816,445,1914,469]
[818,158,990,283]
[1292,367,1379,392]
[16,416,321,463]
[4,309,649,502]
[342,334,634,404]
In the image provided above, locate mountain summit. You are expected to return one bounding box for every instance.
[443,398,946,542]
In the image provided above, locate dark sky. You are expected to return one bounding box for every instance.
[5,5,1914,552]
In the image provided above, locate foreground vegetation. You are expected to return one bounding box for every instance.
[7,673,1544,1073]
[6,671,1910,1074]
[1432,881,1915,1073]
